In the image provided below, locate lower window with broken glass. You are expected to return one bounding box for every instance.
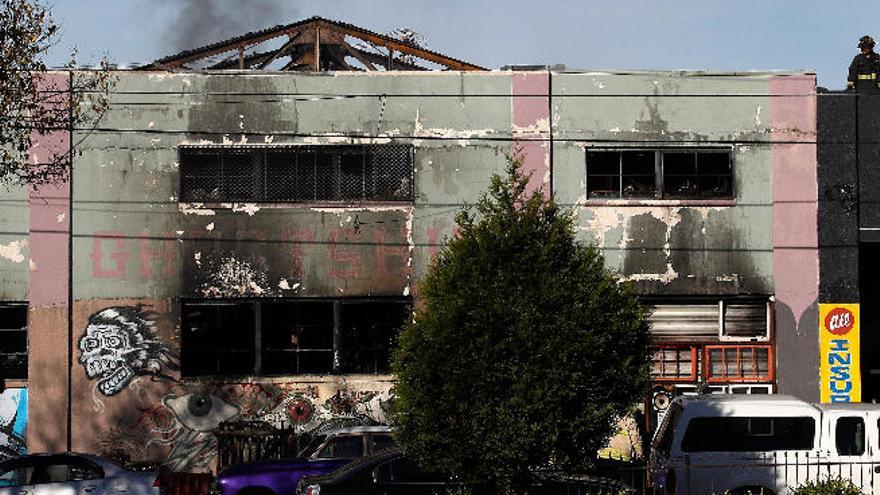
[181,298,411,377]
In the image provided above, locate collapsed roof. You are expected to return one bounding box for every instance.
[141,16,486,72]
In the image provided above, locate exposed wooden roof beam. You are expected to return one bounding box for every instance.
[256,32,303,70]
[141,16,487,71]
[349,46,428,71]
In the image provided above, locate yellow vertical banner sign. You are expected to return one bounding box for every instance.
[819,304,862,403]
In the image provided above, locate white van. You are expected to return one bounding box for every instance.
[650,395,880,495]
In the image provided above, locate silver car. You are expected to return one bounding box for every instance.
[0,453,161,495]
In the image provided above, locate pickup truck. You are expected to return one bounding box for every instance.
[650,395,880,495]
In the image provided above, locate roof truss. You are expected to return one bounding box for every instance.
[141,16,486,72]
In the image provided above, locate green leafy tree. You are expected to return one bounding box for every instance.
[391,156,652,493]
[1,0,112,185]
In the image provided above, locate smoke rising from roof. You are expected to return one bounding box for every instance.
[158,0,292,52]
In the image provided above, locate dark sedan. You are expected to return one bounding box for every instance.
[297,449,489,495]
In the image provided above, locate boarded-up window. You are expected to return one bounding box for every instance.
[647,300,769,342]
[648,304,719,342]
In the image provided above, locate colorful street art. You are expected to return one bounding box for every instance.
[78,306,179,396]
[96,381,392,472]
[77,306,393,472]
[0,389,27,460]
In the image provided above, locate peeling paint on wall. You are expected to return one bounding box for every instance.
[197,252,271,297]
[179,203,216,216]
[0,239,27,263]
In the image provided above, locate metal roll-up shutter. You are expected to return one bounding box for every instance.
[648,304,719,342]
[723,303,769,339]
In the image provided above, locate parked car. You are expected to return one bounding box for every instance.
[0,453,162,495]
[295,449,628,495]
[650,394,880,495]
[296,448,489,495]
[218,426,395,495]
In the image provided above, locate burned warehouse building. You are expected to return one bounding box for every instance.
[0,16,826,471]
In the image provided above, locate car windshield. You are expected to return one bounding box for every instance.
[314,436,364,459]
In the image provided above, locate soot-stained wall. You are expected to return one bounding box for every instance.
[4,69,818,469]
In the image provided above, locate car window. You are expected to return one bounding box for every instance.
[681,416,815,452]
[0,466,34,487]
[314,436,364,459]
[37,459,103,484]
[372,434,397,453]
[836,417,865,455]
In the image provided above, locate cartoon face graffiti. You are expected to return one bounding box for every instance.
[79,306,179,396]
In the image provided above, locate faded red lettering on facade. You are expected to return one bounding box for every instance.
[328,228,362,279]
[91,232,129,278]
[281,228,317,277]
[139,235,176,278]
[373,230,409,279]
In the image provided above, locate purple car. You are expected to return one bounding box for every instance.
[217,426,395,495]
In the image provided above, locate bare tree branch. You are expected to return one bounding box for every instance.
[0,0,114,186]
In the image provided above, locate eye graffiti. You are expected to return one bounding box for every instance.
[157,393,240,472]
[164,393,239,432]
[78,306,179,396]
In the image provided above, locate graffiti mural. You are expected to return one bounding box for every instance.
[152,392,240,471]
[78,305,179,396]
[98,382,392,472]
[0,389,27,460]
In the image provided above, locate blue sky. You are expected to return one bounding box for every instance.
[45,0,865,89]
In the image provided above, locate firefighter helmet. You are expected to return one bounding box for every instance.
[860,35,876,49]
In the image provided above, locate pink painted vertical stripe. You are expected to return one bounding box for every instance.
[28,73,71,308]
[770,75,818,324]
[511,72,551,198]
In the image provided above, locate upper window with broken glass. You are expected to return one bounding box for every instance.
[586,149,733,200]
[179,145,414,203]
[0,303,28,380]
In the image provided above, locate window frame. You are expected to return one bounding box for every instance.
[703,344,774,383]
[585,147,734,200]
[0,302,28,381]
[178,145,415,204]
[651,345,699,383]
[835,416,866,456]
[180,297,411,378]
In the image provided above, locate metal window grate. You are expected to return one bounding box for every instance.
[180,145,414,203]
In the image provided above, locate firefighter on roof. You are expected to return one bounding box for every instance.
[848,35,880,91]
